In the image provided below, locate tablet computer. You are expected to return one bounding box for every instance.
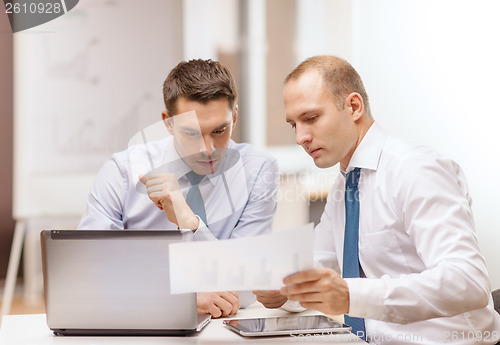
[223,314,351,337]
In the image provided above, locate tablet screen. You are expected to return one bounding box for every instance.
[223,315,351,337]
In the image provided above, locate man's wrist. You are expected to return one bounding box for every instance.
[190,215,201,232]
[175,209,200,231]
[183,215,200,232]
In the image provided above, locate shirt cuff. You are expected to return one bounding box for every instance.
[345,278,386,319]
[280,300,307,313]
[192,216,215,241]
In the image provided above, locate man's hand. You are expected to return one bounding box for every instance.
[253,290,288,309]
[139,173,199,230]
[197,291,241,318]
[280,268,350,316]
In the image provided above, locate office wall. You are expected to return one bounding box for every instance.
[0,10,16,279]
[353,0,500,288]
[265,0,296,146]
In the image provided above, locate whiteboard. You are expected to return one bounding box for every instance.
[13,0,183,219]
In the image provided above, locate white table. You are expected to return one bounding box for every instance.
[0,303,366,344]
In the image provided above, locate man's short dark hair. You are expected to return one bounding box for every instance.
[163,59,238,115]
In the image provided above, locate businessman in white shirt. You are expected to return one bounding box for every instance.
[78,59,279,318]
[255,56,500,344]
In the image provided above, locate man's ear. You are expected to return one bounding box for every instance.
[162,110,174,135]
[232,105,238,130]
[346,93,364,121]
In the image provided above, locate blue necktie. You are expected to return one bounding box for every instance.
[342,168,366,341]
[185,171,207,225]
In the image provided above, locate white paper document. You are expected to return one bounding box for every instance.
[169,223,314,294]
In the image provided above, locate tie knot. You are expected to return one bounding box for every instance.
[186,171,204,186]
[345,168,361,189]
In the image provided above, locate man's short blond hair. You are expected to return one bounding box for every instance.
[285,56,371,117]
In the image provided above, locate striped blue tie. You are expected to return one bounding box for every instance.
[186,171,207,225]
[342,168,366,341]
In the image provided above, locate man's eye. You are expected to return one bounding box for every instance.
[213,127,226,135]
[185,131,200,137]
[307,116,317,122]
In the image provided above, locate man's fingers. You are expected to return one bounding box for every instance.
[286,291,325,303]
[283,268,326,286]
[258,297,287,308]
[214,298,234,317]
[147,184,168,194]
[268,301,286,308]
[227,291,241,313]
[219,291,240,315]
[207,304,222,318]
[252,290,283,302]
[281,279,323,296]
[214,291,240,316]
[253,290,288,309]
[220,291,239,303]
[139,174,165,188]
[296,301,322,310]
[253,290,281,297]
[279,268,350,316]
[145,177,166,188]
[139,173,168,186]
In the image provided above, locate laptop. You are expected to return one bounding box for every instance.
[40,229,211,335]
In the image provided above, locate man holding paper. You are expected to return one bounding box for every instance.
[78,59,279,318]
[255,56,500,344]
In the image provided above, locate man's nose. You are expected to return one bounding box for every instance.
[201,135,215,155]
[295,124,312,146]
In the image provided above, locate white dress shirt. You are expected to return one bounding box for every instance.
[78,137,279,307]
[315,122,500,344]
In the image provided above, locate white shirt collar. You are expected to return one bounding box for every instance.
[346,121,388,173]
